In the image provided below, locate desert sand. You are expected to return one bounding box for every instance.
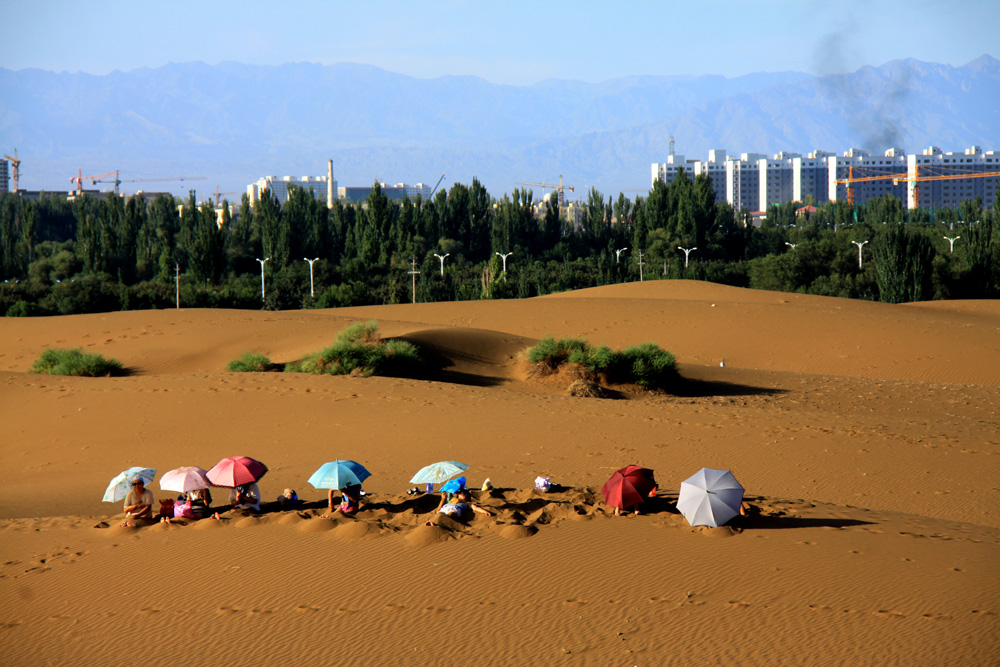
[1,279,997,665]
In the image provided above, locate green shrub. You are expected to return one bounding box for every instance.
[226,352,273,372]
[291,321,423,378]
[524,336,678,390]
[29,348,124,377]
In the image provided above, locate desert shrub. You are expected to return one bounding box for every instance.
[29,348,123,377]
[291,321,423,378]
[226,352,273,372]
[524,337,677,390]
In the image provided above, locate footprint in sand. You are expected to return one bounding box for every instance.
[217,606,241,615]
[562,598,588,607]
[139,607,163,614]
[295,605,321,613]
[874,609,905,618]
[727,600,750,608]
[422,606,450,614]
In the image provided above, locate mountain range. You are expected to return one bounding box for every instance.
[1,55,997,201]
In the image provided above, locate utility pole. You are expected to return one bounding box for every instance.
[304,257,319,297]
[851,240,868,269]
[256,257,270,301]
[175,264,180,309]
[636,249,645,282]
[433,253,450,276]
[408,257,420,304]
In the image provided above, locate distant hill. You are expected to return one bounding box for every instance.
[1,56,997,200]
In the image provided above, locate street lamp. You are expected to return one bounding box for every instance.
[495,251,512,282]
[304,257,319,297]
[615,247,628,263]
[944,236,960,253]
[433,253,450,277]
[256,257,270,301]
[785,242,797,249]
[677,246,697,268]
[851,240,868,269]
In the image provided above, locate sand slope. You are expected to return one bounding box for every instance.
[1,280,997,665]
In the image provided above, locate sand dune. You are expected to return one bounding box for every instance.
[1,280,997,665]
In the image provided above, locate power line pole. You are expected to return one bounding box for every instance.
[175,264,180,309]
[408,257,420,304]
[636,249,644,282]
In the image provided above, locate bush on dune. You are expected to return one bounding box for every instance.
[30,348,124,377]
[226,352,273,372]
[525,336,678,391]
[291,320,423,378]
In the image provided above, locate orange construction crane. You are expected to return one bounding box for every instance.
[71,169,121,195]
[834,166,908,207]
[515,174,575,207]
[3,149,21,193]
[892,165,1000,209]
[75,170,207,197]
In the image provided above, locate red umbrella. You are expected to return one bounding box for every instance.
[602,465,657,509]
[206,456,268,487]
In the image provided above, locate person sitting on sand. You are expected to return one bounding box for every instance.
[324,485,362,517]
[187,487,212,517]
[228,482,261,512]
[426,487,493,525]
[122,476,154,526]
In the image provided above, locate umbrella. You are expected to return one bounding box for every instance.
[439,476,467,495]
[601,465,656,509]
[206,456,268,487]
[409,461,469,485]
[308,460,372,490]
[159,466,212,493]
[102,467,157,502]
[676,467,744,528]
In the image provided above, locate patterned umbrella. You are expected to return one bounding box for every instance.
[308,460,372,490]
[206,456,268,488]
[102,467,157,502]
[409,461,469,485]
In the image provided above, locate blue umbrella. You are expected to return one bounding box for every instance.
[102,467,157,502]
[409,461,469,485]
[308,460,372,490]
[439,476,467,494]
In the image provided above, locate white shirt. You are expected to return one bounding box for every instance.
[228,483,261,511]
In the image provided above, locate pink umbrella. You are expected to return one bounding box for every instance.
[159,466,212,493]
[206,456,268,487]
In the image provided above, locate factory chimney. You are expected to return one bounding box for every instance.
[327,160,334,209]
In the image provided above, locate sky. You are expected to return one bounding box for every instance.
[5,0,998,84]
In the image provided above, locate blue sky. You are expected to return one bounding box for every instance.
[7,0,998,83]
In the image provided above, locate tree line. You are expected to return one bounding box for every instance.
[1,172,997,316]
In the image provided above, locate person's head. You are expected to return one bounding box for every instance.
[131,477,145,491]
[454,487,470,500]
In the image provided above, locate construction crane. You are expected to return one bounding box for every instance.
[71,169,121,195]
[515,174,575,207]
[429,174,446,197]
[836,165,1000,209]
[3,149,20,193]
[73,169,206,196]
[212,186,237,207]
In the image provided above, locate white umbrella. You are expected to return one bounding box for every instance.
[676,468,744,528]
[409,461,469,485]
[159,466,212,493]
[102,467,157,502]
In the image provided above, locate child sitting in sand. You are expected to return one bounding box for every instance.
[121,476,154,527]
[324,485,362,517]
[426,487,493,525]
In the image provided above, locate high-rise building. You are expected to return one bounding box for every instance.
[0,158,8,195]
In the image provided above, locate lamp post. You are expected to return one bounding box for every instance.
[615,247,628,263]
[433,253,450,276]
[943,236,960,253]
[256,257,270,301]
[495,251,512,282]
[851,241,868,269]
[304,257,319,297]
[677,246,697,268]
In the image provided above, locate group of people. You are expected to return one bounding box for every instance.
[120,474,498,527]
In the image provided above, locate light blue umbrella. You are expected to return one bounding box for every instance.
[308,460,372,490]
[439,476,467,494]
[102,467,157,502]
[409,461,469,485]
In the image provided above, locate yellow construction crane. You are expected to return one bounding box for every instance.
[212,186,237,207]
[515,174,575,207]
[3,149,20,193]
[74,169,206,196]
[836,165,1000,208]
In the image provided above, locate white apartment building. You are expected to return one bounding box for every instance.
[653,146,996,211]
[247,174,336,206]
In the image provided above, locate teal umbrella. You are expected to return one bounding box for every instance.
[409,461,469,485]
[102,467,156,502]
[308,460,371,490]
